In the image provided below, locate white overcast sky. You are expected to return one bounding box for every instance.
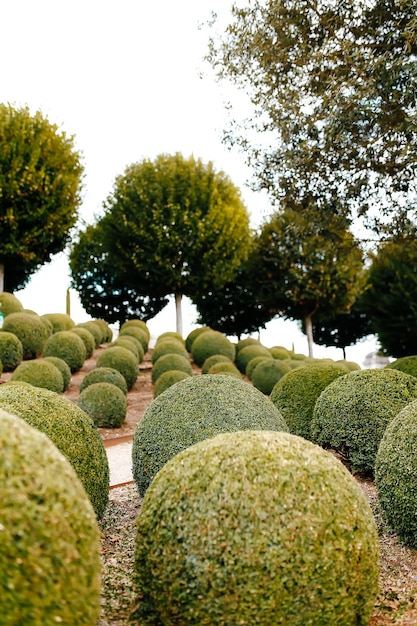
[0,0,380,363]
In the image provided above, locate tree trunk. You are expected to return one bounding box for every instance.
[0,263,4,293]
[342,346,346,360]
[305,313,314,358]
[175,292,183,336]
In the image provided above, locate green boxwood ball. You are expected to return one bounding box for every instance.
[0,410,101,625]
[185,326,211,353]
[76,321,102,347]
[311,368,417,475]
[151,338,188,364]
[245,355,274,380]
[191,330,235,367]
[43,356,72,391]
[70,327,96,359]
[375,398,417,548]
[119,326,148,352]
[151,353,193,384]
[0,291,24,316]
[270,363,347,440]
[201,354,232,374]
[80,366,128,395]
[11,359,64,393]
[109,336,142,362]
[208,361,242,378]
[96,345,139,390]
[2,312,48,360]
[0,331,23,371]
[77,382,127,428]
[133,430,379,626]
[91,318,113,342]
[132,374,288,496]
[156,331,185,345]
[270,345,291,360]
[41,312,75,332]
[0,384,109,518]
[120,318,150,341]
[153,370,192,397]
[251,359,292,394]
[235,336,261,354]
[43,330,87,373]
[386,355,417,378]
[235,343,272,373]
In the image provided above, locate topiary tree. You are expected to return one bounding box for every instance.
[151,353,193,385]
[251,359,292,394]
[133,430,379,626]
[235,343,272,374]
[132,374,288,496]
[270,363,348,441]
[95,346,139,390]
[0,330,23,371]
[43,330,87,373]
[2,312,48,359]
[311,368,417,474]
[11,359,64,393]
[153,370,192,398]
[375,399,417,548]
[41,313,75,333]
[386,355,417,379]
[43,356,72,391]
[0,410,101,625]
[0,384,109,518]
[77,382,127,428]
[151,338,189,364]
[191,330,235,367]
[80,366,128,395]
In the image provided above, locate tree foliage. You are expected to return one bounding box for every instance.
[0,104,84,291]
[208,0,417,232]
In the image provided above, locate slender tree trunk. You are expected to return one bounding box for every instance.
[305,313,314,358]
[0,262,4,293]
[66,288,71,316]
[175,292,183,336]
[342,346,346,360]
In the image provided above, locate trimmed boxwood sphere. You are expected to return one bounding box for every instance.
[156,331,185,345]
[151,338,188,364]
[132,374,288,496]
[91,318,113,342]
[41,312,75,332]
[0,384,110,518]
[270,345,291,360]
[2,312,48,360]
[110,336,143,362]
[208,361,242,378]
[133,430,379,626]
[235,343,272,373]
[96,345,139,390]
[77,382,127,428]
[0,291,24,316]
[151,353,193,384]
[191,330,235,366]
[0,331,23,371]
[11,359,64,393]
[185,326,211,353]
[0,410,101,625]
[80,366,128,395]
[245,355,274,379]
[235,336,261,354]
[386,355,417,378]
[251,358,292,394]
[375,399,417,548]
[311,368,417,475]
[43,330,87,373]
[120,319,150,341]
[153,370,192,397]
[201,354,232,374]
[119,326,148,352]
[76,321,102,347]
[270,363,347,440]
[70,327,96,359]
[43,356,72,391]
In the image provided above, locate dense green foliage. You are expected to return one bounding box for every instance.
[311,369,417,474]
[245,355,274,379]
[235,343,272,373]
[76,321,102,347]
[0,291,23,316]
[153,370,192,397]
[43,330,87,372]
[70,326,96,359]
[201,353,232,374]
[11,359,64,393]
[386,355,417,378]
[151,338,188,364]
[77,382,127,428]
[208,360,242,378]
[251,358,291,394]
[95,346,139,390]
[0,410,101,625]
[110,336,143,362]
[132,374,288,496]
[0,104,83,291]
[80,366,128,395]
[191,329,236,366]
[375,399,417,548]
[2,312,47,359]
[121,319,150,341]
[0,330,23,371]
[151,353,193,384]
[43,356,72,390]
[185,326,211,352]
[133,430,379,626]
[41,313,75,333]
[119,326,148,352]
[0,384,110,518]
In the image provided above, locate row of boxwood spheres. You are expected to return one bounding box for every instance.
[150,332,193,395]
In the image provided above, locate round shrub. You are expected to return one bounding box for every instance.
[119,326,148,352]
[121,318,150,341]
[245,355,274,379]
[191,330,235,367]
[0,410,101,625]
[270,345,291,360]
[70,327,96,359]
[156,331,185,345]
[96,345,139,390]
[336,359,361,372]
[185,326,211,353]
[235,336,261,354]
[151,338,189,364]
[235,343,272,373]
[132,374,288,496]
[11,359,64,393]
[41,312,74,332]
[0,331,23,371]
[133,430,379,626]
[2,312,47,359]
[375,399,417,548]
[77,382,127,428]
[0,291,23,316]
[153,370,192,397]
[91,318,113,342]
[270,363,348,440]
[151,353,193,384]
[201,353,232,374]
[386,355,417,378]
[76,321,102,347]
[81,366,128,395]
[43,356,72,391]
[251,359,292,394]
[311,368,417,475]
[208,361,242,378]
[0,384,110,519]
[43,330,87,373]
[110,336,143,362]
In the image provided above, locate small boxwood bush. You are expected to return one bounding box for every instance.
[375,398,417,548]
[0,384,110,519]
[151,353,193,384]
[96,346,139,390]
[0,291,24,316]
[245,355,274,380]
[43,356,72,391]
[151,338,189,364]
[201,354,232,374]
[120,319,150,342]
[191,330,235,366]
[119,326,148,352]
[335,359,361,372]
[133,430,379,626]
[311,368,417,475]
[91,318,113,342]
[251,359,292,394]
[70,327,96,359]
[185,326,211,353]
[235,343,272,373]
[110,336,143,362]
[11,359,64,393]
[386,355,417,378]
[153,370,192,397]
[2,312,48,360]
[270,363,347,440]
[43,330,87,373]
[208,361,242,378]
[0,331,23,371]
[270,345,291,360]
[76,321,102,347]
[0,410,101,625]
[77,382,127,428]
[132,374,288,496]
[156,331,185,345]
[41,312,75,332]
[235,337,261,355]
[80,366,128,395]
